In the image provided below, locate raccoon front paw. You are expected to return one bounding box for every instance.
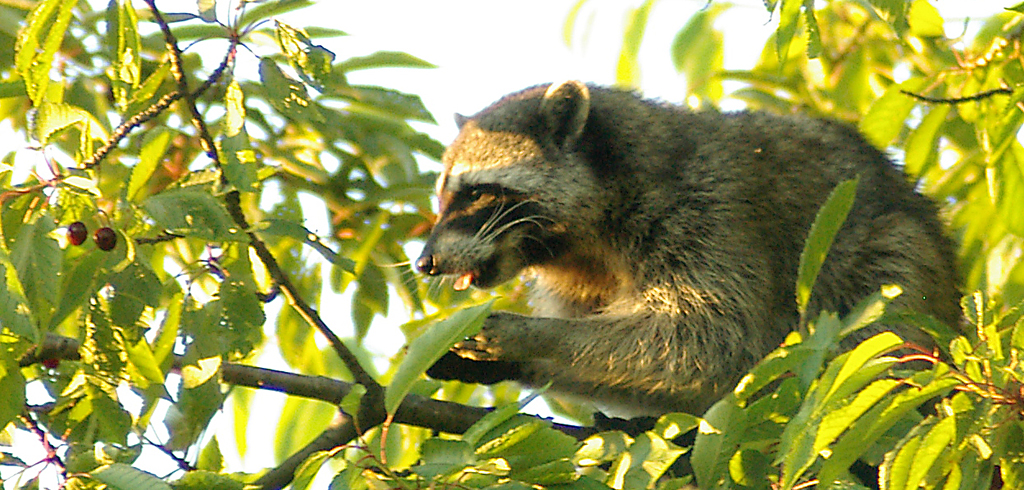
[451,312,531,362]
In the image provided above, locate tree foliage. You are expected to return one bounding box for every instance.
[0,0,1023,489]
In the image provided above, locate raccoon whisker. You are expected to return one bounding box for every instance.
[474,199,536,243]
[480,215,552,244]
[377,260,413,268]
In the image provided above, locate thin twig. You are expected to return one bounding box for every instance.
[901,86,1014,104]
[140,0,378,391]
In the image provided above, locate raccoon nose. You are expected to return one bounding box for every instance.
[416,254,437,275]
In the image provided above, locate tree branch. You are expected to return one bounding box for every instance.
[221,363,596,490]
[140,1,379,391]
[901,86,1015,104]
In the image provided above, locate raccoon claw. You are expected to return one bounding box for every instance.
[452,335,503,361]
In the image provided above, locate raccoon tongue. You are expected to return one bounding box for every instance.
[453,273,474,291]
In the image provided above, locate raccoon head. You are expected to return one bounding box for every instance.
[416,81,598,290]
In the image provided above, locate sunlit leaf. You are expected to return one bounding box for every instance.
[15,0,79,105]
[908,0,944,37]
[775,0,802,64]
[254,218,354,271]
[142,188,244,241]
[220,81,259,192]
[670,3,727,100]
[49,248,103,331]
[129,128,173,202]
[275,21,335,90]
[0,255,36,339]
[238,0,313,27]
[92,463,171,490]
[0,350,27,431]
[258,57,324,123]
[32,102,108,146]
[796,178,859,320]
[385,301,493,414]
[12,216,61,319]
[291,450,335,490]
[197,0,216,22]
[860,79,925,149]
[335,51,436,72]
[107,0,141,112]
[615,0,655,88]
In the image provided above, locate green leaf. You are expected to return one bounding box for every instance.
[669,3,727,100]
[106,0,141,112]
[414,438,474,479]
[32,102,108,146]
[15,0,80,105]
[609,432,684,488]
[220,81,259,193]
[733,345,812,403]
[0,255,37,339]
[197,0,217,22]
[729,448,771,488]
[165,373,225,450]
[778,333,903,488]
[291,450,334,490]
[859,79,925,149]
[12,217,61,319]
[197,436,224,472]
[802,0,821,58]
[49,248,104,330]
[575,431,631,467]
[91,463,172,490]
[125,338,165,388]
[129,128,173,202]
[563,0,591,45]
[796,177,859,320]
[238,0,313,27]
[615,0,656,88]
[886,415,954,490]
[0,350,27,431]
[908,0,944,37]
[385,300,493,413]
[254,218,354,271]
[335,51,436,72]
[816,368,959,485]
[0,80,27,99]
[170,470,245,490]
[692,395,746,488]
[275,21,335,90]
[142,188,244,241]
[819,332,903,404]
[464,392,543,447]
[775,0,802,64]
[258,57,324,123]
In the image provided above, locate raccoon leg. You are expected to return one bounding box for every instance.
[451,311,559,362]
[446,310,760,415]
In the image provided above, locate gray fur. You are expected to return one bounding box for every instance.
[417,81,961,416]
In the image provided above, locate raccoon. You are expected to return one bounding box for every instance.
[416,81,960,417]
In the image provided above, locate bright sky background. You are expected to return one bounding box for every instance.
[2,0,1011,488]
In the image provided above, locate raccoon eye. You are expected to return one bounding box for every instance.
[464,184,503,200]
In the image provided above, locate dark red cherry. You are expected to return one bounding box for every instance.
[66,221,88,246]
[93,227,117,251]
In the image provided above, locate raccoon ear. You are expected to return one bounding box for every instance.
[540,80,590,147]
[454,113,470,128]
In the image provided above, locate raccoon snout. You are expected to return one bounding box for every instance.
[415,254,438,275]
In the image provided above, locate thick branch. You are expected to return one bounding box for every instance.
[222,363,596,490]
